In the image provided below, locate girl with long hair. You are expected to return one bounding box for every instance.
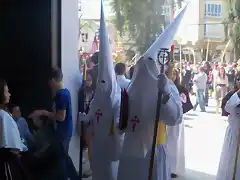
[78,70,95,171]
[0,79,31,180]
[214,67,228,114]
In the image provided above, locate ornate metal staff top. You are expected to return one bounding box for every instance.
[157,48,170,73]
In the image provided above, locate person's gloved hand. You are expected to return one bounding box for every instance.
[78,112,88,122]
[157,73,170,93]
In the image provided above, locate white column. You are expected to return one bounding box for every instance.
[61,0,80,169]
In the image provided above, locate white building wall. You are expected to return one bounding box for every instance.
[175,0,200,45]
[204,23,225,40]
[204,0,226,41]
[62,0,80,169]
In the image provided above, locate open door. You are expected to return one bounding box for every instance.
[0,0,80,168]
[0,0,58,115]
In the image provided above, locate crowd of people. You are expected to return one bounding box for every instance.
[176,60,239,114]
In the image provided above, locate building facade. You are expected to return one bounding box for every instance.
[162,0,228,62]
[201,0,227,42]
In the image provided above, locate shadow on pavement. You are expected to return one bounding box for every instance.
[206,110,218,115]
[184,124,193,128]
[184,116,195,121]
[181,169,216,180]
[185,113,198,117]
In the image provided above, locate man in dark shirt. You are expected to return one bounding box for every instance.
[182,67,191,91]
[29,68,79,180]
[203,61,212,106]
[227,67,235,91]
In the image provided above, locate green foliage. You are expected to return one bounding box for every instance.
[110,0,165,53]
[226,0,240,59]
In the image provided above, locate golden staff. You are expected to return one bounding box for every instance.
[192,49,196,66]
[179,43,182,84]
[221,38,232,64]
[188,52,191,62]
[79,60,87,179]
[232,128,240,180]
[206,39,210,61]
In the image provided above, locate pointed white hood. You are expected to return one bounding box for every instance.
[143,5,187,61]
[129,5,188,91]
[122,7,187,161]
[93,0,120,105]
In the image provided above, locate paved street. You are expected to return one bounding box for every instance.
[83,98,227,180]
[178,98,227,180]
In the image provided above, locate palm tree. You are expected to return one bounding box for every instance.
[224,0,240,60]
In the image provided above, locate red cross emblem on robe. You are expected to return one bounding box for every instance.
[131,116,140,132]
[95,109,102,123]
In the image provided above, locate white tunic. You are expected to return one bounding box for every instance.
[0,109,27,151]
[117,70,183,180]
[166,121,185,175]
[79,2,122,179]
[216,92,240,180]
[116,75,131,89]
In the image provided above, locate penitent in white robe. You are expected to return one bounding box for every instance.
[166,120,185,175]
[117,58,183,180]
[79,1,122,179]
[117,4,186,180]
[216,92,240,180]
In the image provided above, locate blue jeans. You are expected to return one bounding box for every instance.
[61,138,79,180]
[194,89,206,111]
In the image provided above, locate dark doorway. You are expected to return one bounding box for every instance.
[0,0,57,116]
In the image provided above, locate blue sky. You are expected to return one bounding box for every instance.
[81,0,113,20]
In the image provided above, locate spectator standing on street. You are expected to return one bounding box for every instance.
[226,66,235,91]
[214,67,228,114]
[182,63,192,91]
[203,61,212,106]
[115,63,131,89]
[193,66,208,112]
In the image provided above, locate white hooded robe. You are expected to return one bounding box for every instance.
[117,58,183,180]
[166,121,185,175]
[216,92,240,180]
[117,5,188,180]
[79,2,122,179]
